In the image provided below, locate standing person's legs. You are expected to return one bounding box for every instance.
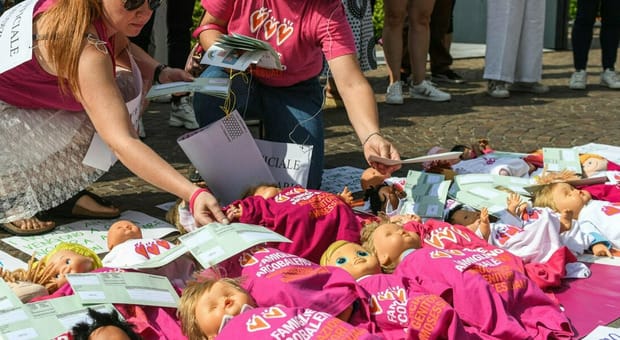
[513,0,545,83]
[429,0,454,77]
[571,0,598,71]
[599,0,620,70]
[382,0,408,104]
[260,78,324,190]
[167,0,200,130]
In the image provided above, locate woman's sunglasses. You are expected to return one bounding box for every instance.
[123,0,161,11]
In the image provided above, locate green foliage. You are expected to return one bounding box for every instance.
[372,0,384,41]
[569,0,577,20]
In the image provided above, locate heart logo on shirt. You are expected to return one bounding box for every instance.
[429,250,452,259]
[369,296,382,314]
[156,239,171,249]
[264,19,278,40]
[276,23,293,46]
[602,204,620,216]
[263,307,285,318]
[246,315,271,332]
[134,243,149,259]
[146,242,161,256]
[377,290,394,301]
[250,8,269,33]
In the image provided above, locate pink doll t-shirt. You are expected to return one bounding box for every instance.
[232,187,362,263]
[395,246,574,339]
[404,218,490,250]
[202,0,355,87]
[230,247,366,324]
[217,306,380,340]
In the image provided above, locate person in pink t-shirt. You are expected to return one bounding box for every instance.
[225,185,362,263]
[0,0,229,237]
[192,0,401,190]
[179,276,379,340]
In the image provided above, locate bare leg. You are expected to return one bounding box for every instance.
[382,0,409,85]
[409,0,436,84]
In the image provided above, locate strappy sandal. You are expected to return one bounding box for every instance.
[1,216,56,236]
[45,190,121,219]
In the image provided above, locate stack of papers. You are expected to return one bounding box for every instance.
[202,33,283,71]
[146,78,230,99]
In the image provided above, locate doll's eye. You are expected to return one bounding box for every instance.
[335,257,348,265]
[65,259,71,265]
[356,250,369,257]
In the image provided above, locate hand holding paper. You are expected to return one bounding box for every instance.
[368,151,462,166]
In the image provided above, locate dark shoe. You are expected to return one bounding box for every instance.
[432,70,466,84]
[45,190,120,219]
[1,216,56,236]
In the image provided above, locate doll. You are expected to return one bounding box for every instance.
[360,168,407,216]
[36,242,103,292]
[534,181,620,250]
[320,241,481,340]
[70,308,141,340]
[579,153,620,178]
[103,220,197,289]
[360,221,575,339]
[178,277,378,340]
[224,185,362,263]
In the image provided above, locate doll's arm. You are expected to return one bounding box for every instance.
[591,243,613,257]
[473,207,491,240]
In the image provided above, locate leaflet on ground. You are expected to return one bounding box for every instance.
[450,185,522,218]
[111,223,292,270]
[179,222,292,268]
[368,151,462,166]
[146,78,230,99]
[203,34,283,71]
[66,272,179,308]
[450,173,533,197]
[542,147,582,174]
[1,210,177,258]
[0,283,117,340]
[400,171,451,219]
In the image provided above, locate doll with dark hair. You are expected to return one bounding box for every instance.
[71,308,141,340]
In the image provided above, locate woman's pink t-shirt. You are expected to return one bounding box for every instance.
[202,0,356,87]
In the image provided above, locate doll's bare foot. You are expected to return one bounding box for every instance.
[226,204,242,221]
[559,209,573,233]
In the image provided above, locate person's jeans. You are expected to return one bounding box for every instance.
[193,67,325,189]
[572,0,620,70]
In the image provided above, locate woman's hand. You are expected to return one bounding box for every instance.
[159,67,194,84]
[363,134,401,175]
[192,190,230,226]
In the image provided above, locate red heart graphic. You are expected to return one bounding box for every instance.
[156,239,171,249]
[602,205,620,216]
[250,8,269,33]
[263,306,285,318]
[276,23,293,46]
[146,242,161,256]
[264,19,278,40]
[134,243,149,259]
[246,315,270,332]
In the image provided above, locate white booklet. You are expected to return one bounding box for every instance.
[368,151,462,166]
[146,78,230,99]
[202,33,283,71]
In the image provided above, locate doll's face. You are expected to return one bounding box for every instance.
[550,183,591,217]
[89,326,132,340]
[582,156,607,178]
[107,220,143,250]
[47,250,96,287]
[326,243,381,279]
[448,209,480,226]
[253,185,281,199]
[361,168,388,191]
[460,147,477,160]
[372,223,421,268]
[195,281,256,339]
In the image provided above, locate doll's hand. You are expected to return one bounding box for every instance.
[226,204,243,221]
[338,186,354,206]
[363,134,401,176]
[592,243,613,257]
[506,193,523,216]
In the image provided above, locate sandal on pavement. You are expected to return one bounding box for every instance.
[45,190,121,219]
[1,216,56,236]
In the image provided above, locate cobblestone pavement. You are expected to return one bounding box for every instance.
[2,49,619,260]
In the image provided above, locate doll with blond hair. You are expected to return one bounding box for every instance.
[534,181,620,251]
[178,276,377,340]
[320,240,481,339]
[359,219,575,339]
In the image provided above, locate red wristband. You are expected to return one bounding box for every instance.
[192,23,227,39]
[189,188,209,215]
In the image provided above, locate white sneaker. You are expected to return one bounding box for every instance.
[170,96,199,130]
[410,80,451,102]
[600,68,620,89]
[385,82,404,105]
[487,80,510,98]
[150,94,172,103]
[569,70,587,90]
[509,82,550,94]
